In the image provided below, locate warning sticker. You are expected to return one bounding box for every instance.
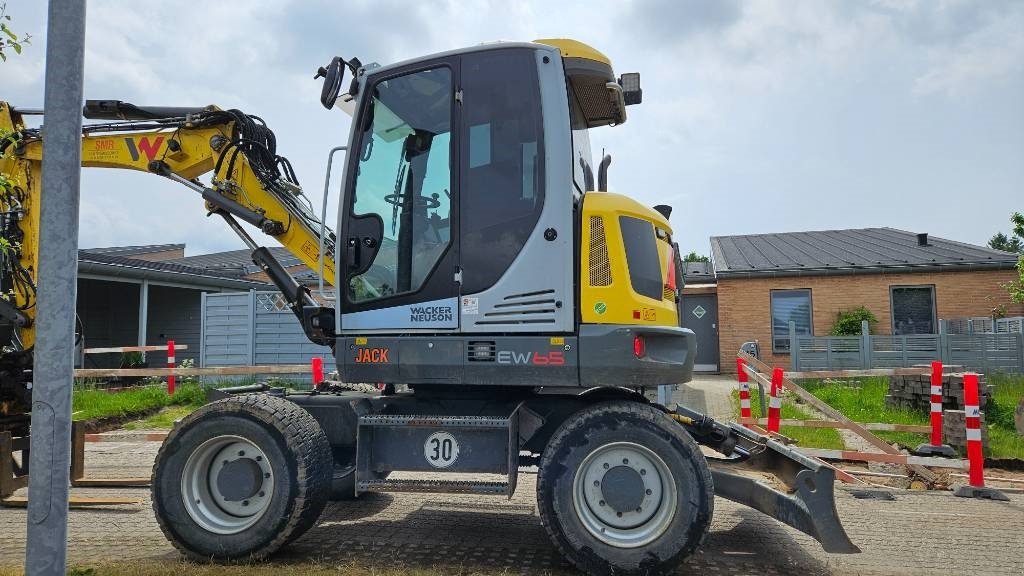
[692,305,706,319]
[461,297,479,315]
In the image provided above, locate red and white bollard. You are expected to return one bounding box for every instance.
[311,356,325,389]
[952,373,1008,500]
[737,358,752,427]
[914,361,955,457]
[767,367,783,433]
[166,340,176,395]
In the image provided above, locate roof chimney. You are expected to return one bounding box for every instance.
[917,232,929,246]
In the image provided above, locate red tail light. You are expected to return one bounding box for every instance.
[665,246,677,292]
[633,335,646,358]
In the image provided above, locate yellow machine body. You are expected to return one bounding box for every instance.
[0,102,338,349]
[580,191,678,326]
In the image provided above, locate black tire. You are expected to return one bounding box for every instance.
[152,394,332,561]
[537,401,714,576]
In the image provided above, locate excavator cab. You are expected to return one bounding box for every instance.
[323,41,699,391]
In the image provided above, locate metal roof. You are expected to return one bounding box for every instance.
[82,243,185,257]
[711,227,1019,278]
[77,251,270,290]
[683,261,715,284]
[167,247,303,275]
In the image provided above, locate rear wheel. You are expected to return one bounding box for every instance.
[537,401,713,576]
[152,394,332,561]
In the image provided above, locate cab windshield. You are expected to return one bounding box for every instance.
[348,67,452,302]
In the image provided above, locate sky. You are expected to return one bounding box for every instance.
[2,0,1022,257]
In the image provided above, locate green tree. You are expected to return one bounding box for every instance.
[0,3,30,62]
[682,251,710,263]
[989,232,1023,254]
[1003,212,1024,303]
[830,306,878,336]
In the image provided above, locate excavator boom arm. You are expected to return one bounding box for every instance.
[0,101,337,349]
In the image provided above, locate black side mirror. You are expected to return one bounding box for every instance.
[315,56,346,110]
[619,73,642,106]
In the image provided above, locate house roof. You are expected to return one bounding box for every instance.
[167,247,303,275]
[77,250,270,290]
[711,227,1019,278]
[83,243,185,257]
[683,261,715,284]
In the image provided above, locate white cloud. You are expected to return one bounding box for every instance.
[2,0,1021,260]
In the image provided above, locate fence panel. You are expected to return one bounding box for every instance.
[791,332,1021,374]
[793,336,862,370]
[200,291,254,367]
[202,291,334,373]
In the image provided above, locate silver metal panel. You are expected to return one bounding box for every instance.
[342,297,459,331]
[462,46,574,333]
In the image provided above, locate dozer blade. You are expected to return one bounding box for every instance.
[706,423,860,554]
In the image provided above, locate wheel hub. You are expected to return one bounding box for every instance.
[573,442,678,548]
[217,457,264,502]
[181,435,275,535]
[601,465,645,513]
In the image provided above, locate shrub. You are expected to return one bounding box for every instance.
[830,306,878,336]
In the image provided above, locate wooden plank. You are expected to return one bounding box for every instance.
[739,351,939,483]
[71,422,85,481]
[841,469,912,480]
[1,495,141,507]
[798,448,969,470]
[84,344,188,354]
[85,432,168,443]
[74,364,310,378]
[737,417,931,433]
[71,477,150,488]
[949,473,1024,486]
[783,368,929,379]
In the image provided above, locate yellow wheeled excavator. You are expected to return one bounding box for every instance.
[0,38,857,576]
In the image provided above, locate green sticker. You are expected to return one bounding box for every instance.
[594,301,607,315]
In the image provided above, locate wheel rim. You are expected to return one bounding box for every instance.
[572,441,677,548]
[180,435,275,535]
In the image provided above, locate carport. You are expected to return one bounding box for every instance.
[76,250,268,367]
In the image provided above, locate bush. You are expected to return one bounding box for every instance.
[830,306,878,335]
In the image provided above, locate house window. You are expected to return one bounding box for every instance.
[771,289,812,353]
[891,285,936,335]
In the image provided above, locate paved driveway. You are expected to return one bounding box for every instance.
[2,378,1023,575]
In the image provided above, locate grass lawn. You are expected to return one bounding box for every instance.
[791,375,1023,460]
[798,377,930,449]
[982,373,1024,460]
[730,386,845,450]
[123,405,198,429]
[72,382,205,422]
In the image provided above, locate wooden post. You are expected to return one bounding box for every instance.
[1,432,16,499]
[861,320,871,369]
[70,422,85,482]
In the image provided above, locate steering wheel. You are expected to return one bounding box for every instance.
[383,191,441,210]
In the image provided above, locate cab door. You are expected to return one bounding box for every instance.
[338,62,459,332]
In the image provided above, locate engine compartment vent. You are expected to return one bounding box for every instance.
[468,341,496,362]
[589,216,612,286]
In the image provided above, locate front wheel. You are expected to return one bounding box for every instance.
[537,401,714,576]
[152,394,332,561]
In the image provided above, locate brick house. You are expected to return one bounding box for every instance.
[680,228,1022,372]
